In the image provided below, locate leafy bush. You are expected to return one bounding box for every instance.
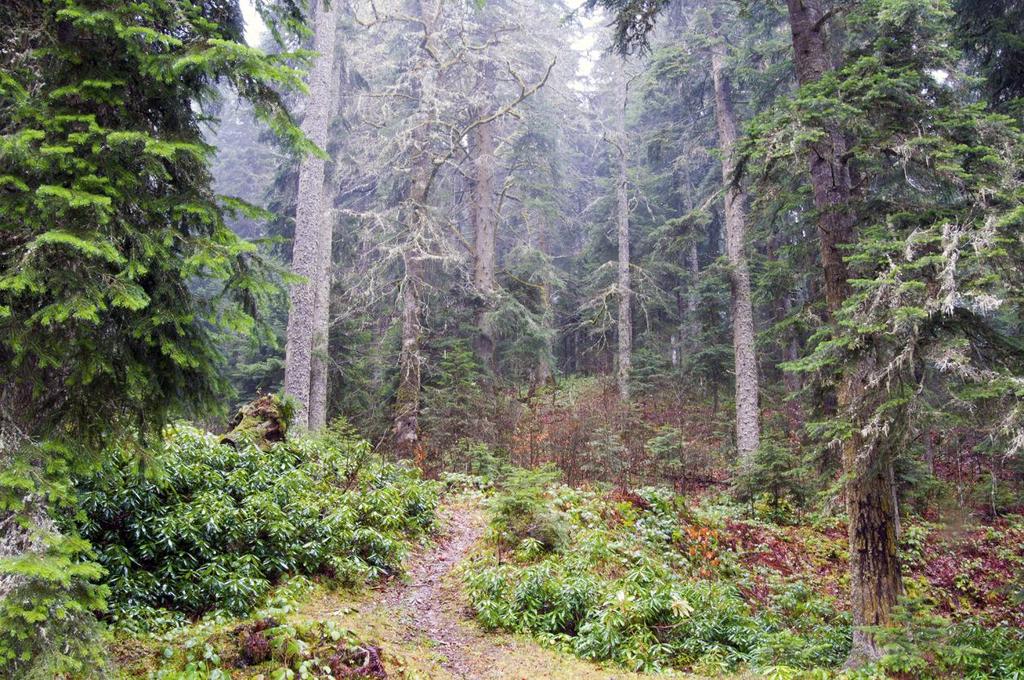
[466,482,851,674]
[70,422,437,626]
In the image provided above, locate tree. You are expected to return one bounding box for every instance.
[612,61,633,402]
[585,0,1024,666]
[285,0,343,431]
[953,0,1024,117]
[707,4,760,462]
[0,0,308,673]
[469,9,499,374]
[746,0,1024,662]
[471,108,499,373]
[591,0,765,457]
[317,0,559,458]
[779,0,897,661]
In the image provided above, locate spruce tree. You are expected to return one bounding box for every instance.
[746,0,1024,661]
[0,1,309,674]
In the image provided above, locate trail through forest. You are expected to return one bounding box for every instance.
[381,501,486,678]
[306,497,685,679]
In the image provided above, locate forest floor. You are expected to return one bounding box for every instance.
[302,495,697,679]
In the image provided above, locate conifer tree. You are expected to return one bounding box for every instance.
[747,0,1024,661]
[612,61,634,402]
[0,1,309,673]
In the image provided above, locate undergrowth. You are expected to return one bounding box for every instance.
[464,473,1024,678]
[112,576,392,679]
[70,421,438,631]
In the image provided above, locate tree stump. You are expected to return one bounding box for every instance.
[220,394,289,449]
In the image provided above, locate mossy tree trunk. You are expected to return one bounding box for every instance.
[471,112,497,374]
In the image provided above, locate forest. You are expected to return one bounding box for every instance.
[1,0,1023,678]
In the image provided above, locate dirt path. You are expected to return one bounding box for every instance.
[307,496,690,679]
[381,500,487,678]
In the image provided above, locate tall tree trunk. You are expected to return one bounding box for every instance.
[785,0,855,312]
[284,0,340,431]
[309,49,345,432]
[785,0,902,662]
[393,155,429,462]
[613,65,632,403]
[677,162,701,363]
[470,114,497,373]
[533,209,553,387]
[838,354,904,664]
[392,0,435,463]
[394,246,423,461]
[709,26,760,464]
[534,286,553,385]
[307,235,332,430]
[393,138,430,462]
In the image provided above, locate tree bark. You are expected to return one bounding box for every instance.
[533,209,554,387]
[307,237,332,430]
[785,0,902,662]
[394,246,423,461]
[284,0,340,431]
[470,115,497,373]
[709,25,760,464]
[613,64,632,403]
[785,0,855,312]
[679,162,701,356]
[309,47,345,432]
[839,354,904,664]
[392,141,430,463]
[392,0,435,463]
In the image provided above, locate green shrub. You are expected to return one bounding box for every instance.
[467,481,855,674]
[754,583,851,669]
[646,425,714,487]
[443,439,510,479]
[573,578,760,672]
[485,465,566,558]
[733,434,811,524]
[465,550,763,672]
[70,422,437,626]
